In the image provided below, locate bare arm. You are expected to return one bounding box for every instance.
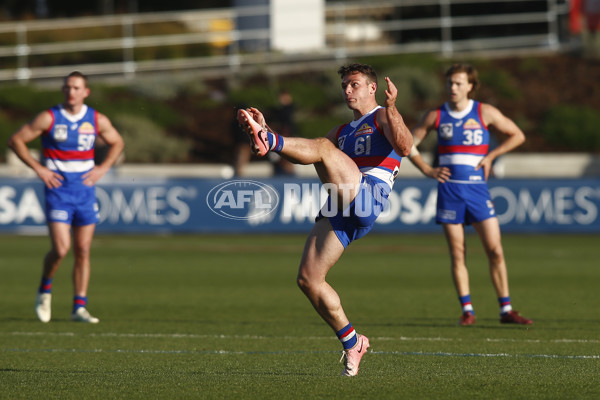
[81,112,125,186]
[324,125,342,146]
[378,77,412,156]
[408,109,451,183]
[7,111,65,189]
[478,103,525,180]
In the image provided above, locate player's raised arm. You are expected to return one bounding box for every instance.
[379,76,412,157]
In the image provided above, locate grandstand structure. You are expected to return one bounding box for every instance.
[1,0,596,179]
[0,0,572,83]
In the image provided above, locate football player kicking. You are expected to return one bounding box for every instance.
[238,63,412,375]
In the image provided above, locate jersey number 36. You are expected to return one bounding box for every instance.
[462,129,483,145]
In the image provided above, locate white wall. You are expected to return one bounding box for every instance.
[270,0,325,53]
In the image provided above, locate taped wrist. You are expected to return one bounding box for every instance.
[409,144,420,158]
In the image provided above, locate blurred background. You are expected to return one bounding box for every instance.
[0,0,598,234]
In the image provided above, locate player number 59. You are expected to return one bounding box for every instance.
[78,134,96,151]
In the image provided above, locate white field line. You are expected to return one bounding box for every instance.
[2,347,599,360]
[2,332,599,360]
[4,331,600,344]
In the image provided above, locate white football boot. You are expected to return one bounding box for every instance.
[340,334,370,376]
[35,293,52,323]
[71,307,100,323]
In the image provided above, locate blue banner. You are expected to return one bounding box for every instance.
[1,177,599,234]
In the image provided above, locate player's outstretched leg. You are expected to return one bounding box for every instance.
[340,334,370,376]
[237,109,270,157]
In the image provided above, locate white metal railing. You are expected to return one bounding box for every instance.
[0,1,570,82]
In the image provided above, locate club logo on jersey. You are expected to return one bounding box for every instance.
[53,124,68,142]
[440,123,453,140]
[464,118,482,130]
[78,122,96,135]
[338,135,346,150]
[355,123,373,136]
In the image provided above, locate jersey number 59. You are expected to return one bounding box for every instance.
[78,134,96,151]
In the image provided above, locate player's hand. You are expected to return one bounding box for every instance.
[246,107,267,128]
[384,77,398,108]
[37,167,63,189]
[476,157,493,180]
[429,166,451,183]
[82,166,107,186]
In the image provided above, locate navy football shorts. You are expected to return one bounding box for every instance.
[436,181,495,225]
[316,174,390,248]
[45,185,99,226]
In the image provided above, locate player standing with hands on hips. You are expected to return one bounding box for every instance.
[238,63,412,376]
[407,63,532,326]
[8,71,124,324]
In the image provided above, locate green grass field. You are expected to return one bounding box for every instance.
[1,233,598,399]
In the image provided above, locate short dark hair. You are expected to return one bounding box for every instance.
[65,71,88,86]
[338,63,378,86]
[445,63,479,97]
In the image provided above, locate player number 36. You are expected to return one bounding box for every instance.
[462,129,483,145]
